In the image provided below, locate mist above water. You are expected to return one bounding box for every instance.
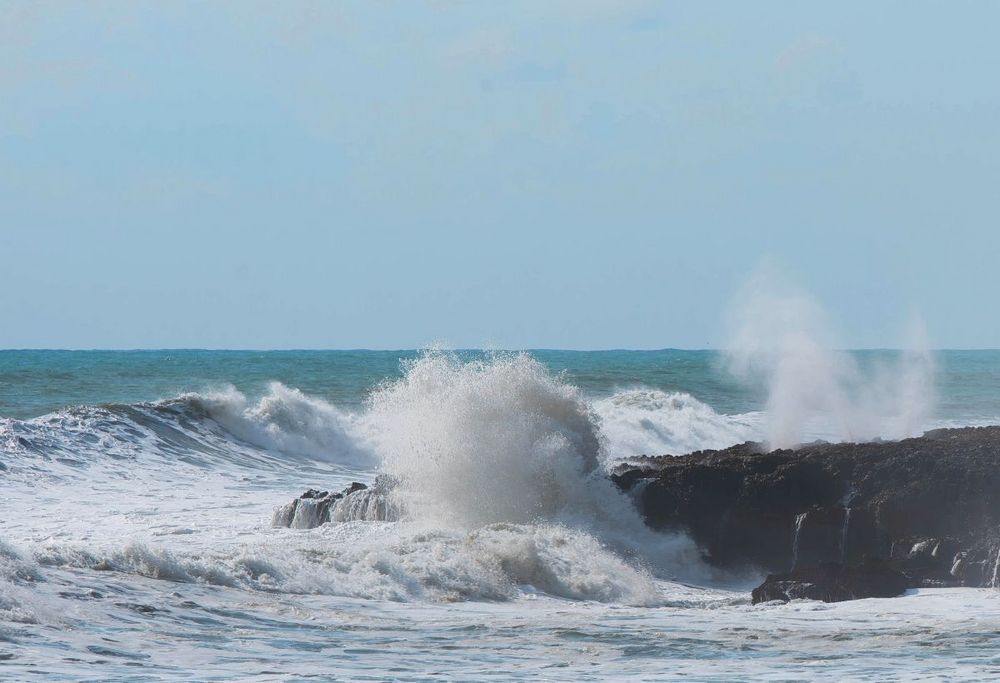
[724,269,935,449]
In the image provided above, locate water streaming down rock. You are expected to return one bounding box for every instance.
[791,513,808,571]
[839,485,856,563]
[272,480,400,528]
[841,508,852,563]
[991,546,1000,589]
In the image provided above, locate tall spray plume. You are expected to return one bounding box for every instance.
[724,268,935,449]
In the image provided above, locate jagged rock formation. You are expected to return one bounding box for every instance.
[612,426,1000,598]
[272,478,399,528]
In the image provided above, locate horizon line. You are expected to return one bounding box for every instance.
[1,347,998,353]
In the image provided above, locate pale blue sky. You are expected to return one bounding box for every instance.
[1,1,997,349]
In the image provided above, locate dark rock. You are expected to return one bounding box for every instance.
[751,560,908,604]
[300,489,328,499]
[343,481,367,496]
[272,477,400,528]
[271,482,367,528]
[612,426,1000,592]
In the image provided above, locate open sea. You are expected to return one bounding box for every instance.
[2,349,999,681]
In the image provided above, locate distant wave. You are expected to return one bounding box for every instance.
[592,388,762,457]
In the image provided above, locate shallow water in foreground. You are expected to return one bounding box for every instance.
[1,349,999,680]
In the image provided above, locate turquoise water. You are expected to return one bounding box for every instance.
[2,349,997,422]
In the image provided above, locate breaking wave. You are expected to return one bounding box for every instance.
[0,351,760,606]
[27,523,668,605]
[0,383,376,473]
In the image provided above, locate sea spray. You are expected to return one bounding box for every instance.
[366,351,708,583]
[367,351,606,527]
[724,267,935,449]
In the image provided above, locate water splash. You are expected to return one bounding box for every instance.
[724,266,935,449]
[365,350,708,582]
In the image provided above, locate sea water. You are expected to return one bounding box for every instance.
[1,349,999,680]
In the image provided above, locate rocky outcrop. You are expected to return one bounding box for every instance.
[272,478,399,528]
[751,560,908,604]
[612,426,1000,596]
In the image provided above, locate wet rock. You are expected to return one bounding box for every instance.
[272,476,400,528]
[272,482,367,529]
[612,426,1000,591]
[751,560,908,604]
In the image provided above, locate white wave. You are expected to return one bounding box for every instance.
[0,406,159,466]
[30,523,666,606]
[34,542,242,587]
[0,383,377,476]
[593,388,762,457]
[179,383,375,466]
[0,542,43,625]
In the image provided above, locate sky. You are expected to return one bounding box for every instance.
[1,1,998,349]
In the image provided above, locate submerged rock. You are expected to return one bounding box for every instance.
[751,560,908,604]
[612,426,1000,595]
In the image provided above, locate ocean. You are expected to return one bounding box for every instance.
[2,349,999,680]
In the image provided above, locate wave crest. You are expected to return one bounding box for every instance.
[593,389,761,457]
[174,383,374,466]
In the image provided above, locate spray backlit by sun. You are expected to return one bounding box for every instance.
[724,267,935,449]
